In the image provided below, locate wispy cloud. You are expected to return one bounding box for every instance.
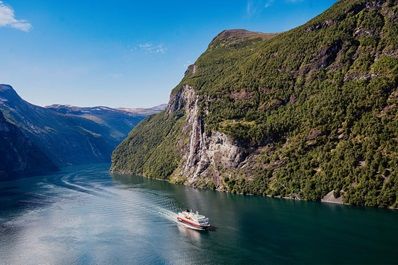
[246,0,257,17]
[285,0,304,3]
[246,0,274,17]
[246,0,304,17]
[0,1,32,32]
[264,0,275,8]
[136,42,167,54]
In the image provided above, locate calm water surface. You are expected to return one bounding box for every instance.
[0,164,398,265]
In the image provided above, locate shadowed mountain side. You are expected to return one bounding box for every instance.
[0,111,57,179]
[0,84,164,178]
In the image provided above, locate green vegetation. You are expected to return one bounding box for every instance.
[111,112,185,179]
[112,0,398,208]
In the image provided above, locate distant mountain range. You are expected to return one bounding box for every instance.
[47,104,168,117]
[118,104,168,116]
[0,84,165,179]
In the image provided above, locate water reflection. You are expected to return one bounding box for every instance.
[0,164,398,265]
[177,224,202,243]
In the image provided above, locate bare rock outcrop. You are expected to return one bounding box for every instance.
[321,190,344,205]
[169,85,246,187]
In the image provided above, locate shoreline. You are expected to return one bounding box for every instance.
[110,170,398,210]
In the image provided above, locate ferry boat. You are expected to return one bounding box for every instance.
[177,210,211,230]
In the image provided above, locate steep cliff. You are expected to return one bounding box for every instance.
[112,0,398,208]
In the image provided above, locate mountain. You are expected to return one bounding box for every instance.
[45,104,146,141]
[111,0,398,208]
[0,84,161,178]
[0,111,57,179]
[118,104,167,116]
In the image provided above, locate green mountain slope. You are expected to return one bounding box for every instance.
[112,0,398,208]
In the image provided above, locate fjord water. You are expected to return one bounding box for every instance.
[1,164,397,265]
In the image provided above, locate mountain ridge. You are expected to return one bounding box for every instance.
[46,104,167,116]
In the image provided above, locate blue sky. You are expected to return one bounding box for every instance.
[0,0,336,108]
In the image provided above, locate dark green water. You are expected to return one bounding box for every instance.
[0,164,397,265]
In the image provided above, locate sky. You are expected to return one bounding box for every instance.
[0,0,336,108]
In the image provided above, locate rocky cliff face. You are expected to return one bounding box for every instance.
[112,0,398,208]
[166,85,247,188]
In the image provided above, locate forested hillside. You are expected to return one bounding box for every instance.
[112,0,398,208]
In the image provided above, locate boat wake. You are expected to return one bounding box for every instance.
[38,165,198,230]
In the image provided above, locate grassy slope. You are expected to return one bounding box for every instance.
[112,0,398,208]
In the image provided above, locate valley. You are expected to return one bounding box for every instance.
[0,84,164,179]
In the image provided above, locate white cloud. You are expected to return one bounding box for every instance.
[0,1,32,32]
[136,42,167,54]
[246,0,274,17]
[246,0,304,16]
[264,0,275,8]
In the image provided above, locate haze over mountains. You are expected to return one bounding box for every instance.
[112,0,398,208]
[0,84,164,179]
